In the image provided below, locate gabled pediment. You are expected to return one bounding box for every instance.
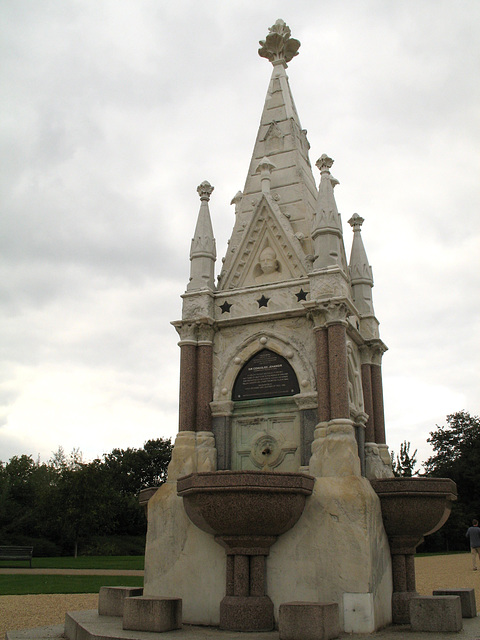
[218,195,309,291]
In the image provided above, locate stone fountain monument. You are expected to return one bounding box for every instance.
[139,19,456,635]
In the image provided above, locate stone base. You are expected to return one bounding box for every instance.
[391,591,417,624]
[98,586,144,617]
[278,601,340,640]
[219,595,274,631]
[410,595,462,632]
[123,596,182,633]
[433,588,477,617]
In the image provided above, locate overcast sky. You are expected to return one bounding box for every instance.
[1,0,479,469]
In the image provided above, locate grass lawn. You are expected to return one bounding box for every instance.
[0,556,144,571]
[0,574,144,595]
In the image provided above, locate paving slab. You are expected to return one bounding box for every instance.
[7,610,480,640]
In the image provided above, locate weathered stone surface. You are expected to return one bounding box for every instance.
[122,596,182,633]
[143,475,392,630]
[433,588,477,617]
[279,601,340,640]
[98,586,143,617]
[410,595,462,632]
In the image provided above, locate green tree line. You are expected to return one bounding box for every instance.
[0,438,172,557]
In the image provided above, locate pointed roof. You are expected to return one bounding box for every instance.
[186,181,216,292]
[218,20,317,289]
[311,154,348,272]
[348,213,375,316]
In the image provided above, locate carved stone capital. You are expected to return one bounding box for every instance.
[366,339,388,365]
[306,304,327,330]
[258,19,300,66]
[197,320,215,344]
[322,301,350,326]
[173,321,197,345]
[352,410,368,427]
[197,180,214,201]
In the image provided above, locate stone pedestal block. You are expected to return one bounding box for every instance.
[279,602,340,640]
[98,586,143,617]
[410,596,462,632]
[123,596,182,632]
[433,588,477,618]
[391,591,417,624]
[220,595,274,632]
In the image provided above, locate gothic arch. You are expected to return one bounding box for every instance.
[213,331,315,403]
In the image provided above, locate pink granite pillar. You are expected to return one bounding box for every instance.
[196,342,213,432]
[361,363,375,442]
[327,323,349,419]
[371,363,386,444]
[314,327,330,422]
[178,342,197,432]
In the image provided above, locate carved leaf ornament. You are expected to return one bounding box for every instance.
[258,19,300,64]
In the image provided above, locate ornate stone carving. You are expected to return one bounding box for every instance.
[197,180,214,201]
[348,212,364,231]
[258,19,300,66]
[315,154,334,172]
[197,321,215,344]
[173,321,197,345]
[365,443,394,479]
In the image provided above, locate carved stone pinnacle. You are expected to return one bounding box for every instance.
[316,154,334,172]
[258,19,300,66]
[348,213,365,230]
[197,181,214,201]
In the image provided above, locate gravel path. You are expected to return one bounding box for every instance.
[1,554,479,638]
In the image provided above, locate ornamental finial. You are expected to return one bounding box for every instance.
[348,213,365,231]
[197,180,214,201]
[258,19,300,66]
[316,154,334,172]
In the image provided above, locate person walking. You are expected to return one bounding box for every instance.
[466,519,480,570]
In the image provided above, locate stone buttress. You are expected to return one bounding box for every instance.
[144,19,393,633]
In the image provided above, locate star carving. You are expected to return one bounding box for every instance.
[257,295,270,308]
[295,288,308,302]
[220,301,232,314]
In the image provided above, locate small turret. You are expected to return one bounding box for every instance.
[187,181,216,292]
[311,154,348,272]
[348,213,374,316]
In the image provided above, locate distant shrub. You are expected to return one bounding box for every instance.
[80,535,145,556]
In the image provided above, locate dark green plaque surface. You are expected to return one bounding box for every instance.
[233,349,299,401]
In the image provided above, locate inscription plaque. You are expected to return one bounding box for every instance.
[233,349,299,401]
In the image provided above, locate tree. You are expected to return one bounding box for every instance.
[391,441,418,477]
[421,411,480,551]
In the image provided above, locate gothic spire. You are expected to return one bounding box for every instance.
[348,213,375,315]
[187,181,216,291]
[311,154,348,272]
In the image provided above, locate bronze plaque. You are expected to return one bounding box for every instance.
[233,349,299,401]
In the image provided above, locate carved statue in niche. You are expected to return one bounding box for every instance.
[255,246,282,283]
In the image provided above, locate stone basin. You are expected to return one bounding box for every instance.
[370,476,457,624]
[177,470,315,632]
[177,470,315,540]
[370,477,457,549]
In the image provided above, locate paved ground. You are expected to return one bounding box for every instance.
[3,554,480,639]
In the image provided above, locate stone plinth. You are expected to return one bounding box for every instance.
[433,588,477,618]
[279,601,340,640]
[123,596,182,632]
[98,586,143,617]
[410,595,462,632]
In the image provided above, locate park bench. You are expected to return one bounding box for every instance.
[0,545,33,567]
